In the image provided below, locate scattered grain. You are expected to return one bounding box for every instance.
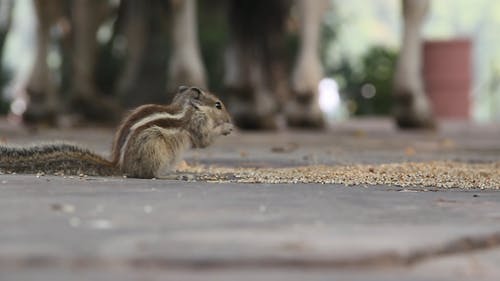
[178,161,500,189]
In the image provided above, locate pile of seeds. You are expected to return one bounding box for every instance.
[180,161,500,189]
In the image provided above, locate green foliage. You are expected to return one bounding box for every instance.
[327,46,398,116]
[0,66,11,115]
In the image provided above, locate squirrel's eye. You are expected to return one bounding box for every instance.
[215,101,222,110]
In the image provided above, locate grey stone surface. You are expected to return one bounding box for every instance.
[1,119,500,280]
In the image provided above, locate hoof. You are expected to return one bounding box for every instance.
[287,113,325,129]
[22,106,58,127]
[226,87,280,130]
[70,94,123,124]
[23,88,58,126]
[393,90,437,130]
[285,91,325,130]
[395,115,437,130]
[233,113,279,130]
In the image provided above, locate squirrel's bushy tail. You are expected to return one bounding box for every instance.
[0,143,119,176]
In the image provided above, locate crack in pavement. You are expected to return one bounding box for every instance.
[1,232,500,271]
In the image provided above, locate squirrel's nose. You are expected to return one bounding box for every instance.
[222,123,233,135]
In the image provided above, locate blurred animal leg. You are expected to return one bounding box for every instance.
[24,0,62,125]
[286,0,327,129]
[167,0,207,91]
[224,42,281,130]
[0,0,13,55]
[224,1,290,130]
[71,0,121,123]
[393,0,435,129]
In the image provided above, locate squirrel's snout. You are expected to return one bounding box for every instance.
[221,123,233,136]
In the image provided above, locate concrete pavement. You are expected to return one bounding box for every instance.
[1,118,500,280]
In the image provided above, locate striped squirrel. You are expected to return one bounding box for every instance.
[0,86,233,178]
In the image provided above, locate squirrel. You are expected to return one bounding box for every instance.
[0,86,233,178]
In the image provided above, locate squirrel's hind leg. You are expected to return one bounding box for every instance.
[121,127,190,179]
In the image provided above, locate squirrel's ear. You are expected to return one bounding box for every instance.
[188,87,204,110]
[172,86,204,108]
[191,87,202,100]
[178,85,189,93]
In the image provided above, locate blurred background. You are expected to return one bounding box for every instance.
[0,0,499,128]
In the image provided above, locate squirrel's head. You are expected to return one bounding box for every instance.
[173,86,233,136]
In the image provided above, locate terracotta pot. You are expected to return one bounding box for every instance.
[423,39,472,119]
